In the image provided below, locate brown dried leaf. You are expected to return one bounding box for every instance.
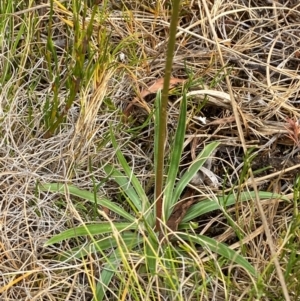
[165,189,195,233]
[124,77,185,118]
[140,77,185,98]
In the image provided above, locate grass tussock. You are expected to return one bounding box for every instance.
[0,0,300,300]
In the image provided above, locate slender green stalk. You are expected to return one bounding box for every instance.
[155,0,182,233]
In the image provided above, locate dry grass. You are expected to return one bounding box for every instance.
[0,0,300,300]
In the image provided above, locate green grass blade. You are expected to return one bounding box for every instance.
[109,127,151,216]
[93,267,116,301]
[104,164,154,226]
[182,191,288,223]
[39,183,135,222]
[92,233,141,301]
[92,232,142,301]
[104,164,141,211]
[179,233,258,277]
[58,232,139,261]
[143,227,159,275]
[172,141,220,212]
[164,89,187,219]
[93,250,120,301]
[44,222,137,245]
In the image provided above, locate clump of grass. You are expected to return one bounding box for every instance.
[39,2,289,301]
[43,1,108,137]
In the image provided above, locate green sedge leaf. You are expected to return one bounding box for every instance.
[182,191,288,223]
[171,141,220,215]
[179,233,258,277]
[39,183,135,222]
[164,90,187,219]
[44,222,137,245]
[109,127,150,212]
